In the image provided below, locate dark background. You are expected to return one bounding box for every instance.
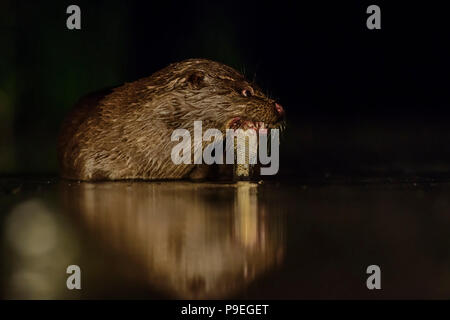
[1,0,449,179]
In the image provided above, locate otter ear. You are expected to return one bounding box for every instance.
[186,71,205,89]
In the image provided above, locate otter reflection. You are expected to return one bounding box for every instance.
[61,181,285,299]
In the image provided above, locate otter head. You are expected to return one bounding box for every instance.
[152,59,285,133]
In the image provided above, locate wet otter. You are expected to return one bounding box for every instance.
[58,59,285,181]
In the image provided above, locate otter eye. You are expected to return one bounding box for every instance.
[241,87,254,97]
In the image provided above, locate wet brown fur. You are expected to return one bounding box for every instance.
[58,59,284,181]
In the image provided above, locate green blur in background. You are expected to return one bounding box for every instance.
[0,1,132,174]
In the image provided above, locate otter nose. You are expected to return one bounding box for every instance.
[274,102,284,117]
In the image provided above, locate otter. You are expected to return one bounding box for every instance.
[57,59,285,181]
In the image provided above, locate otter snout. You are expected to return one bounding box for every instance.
[274,102,285,118]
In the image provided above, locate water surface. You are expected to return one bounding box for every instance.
[1,178,450,299]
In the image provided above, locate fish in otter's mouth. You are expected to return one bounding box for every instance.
[225,117,286,133]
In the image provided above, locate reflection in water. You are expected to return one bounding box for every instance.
[61,181,285,299]
[4,199,80,299]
